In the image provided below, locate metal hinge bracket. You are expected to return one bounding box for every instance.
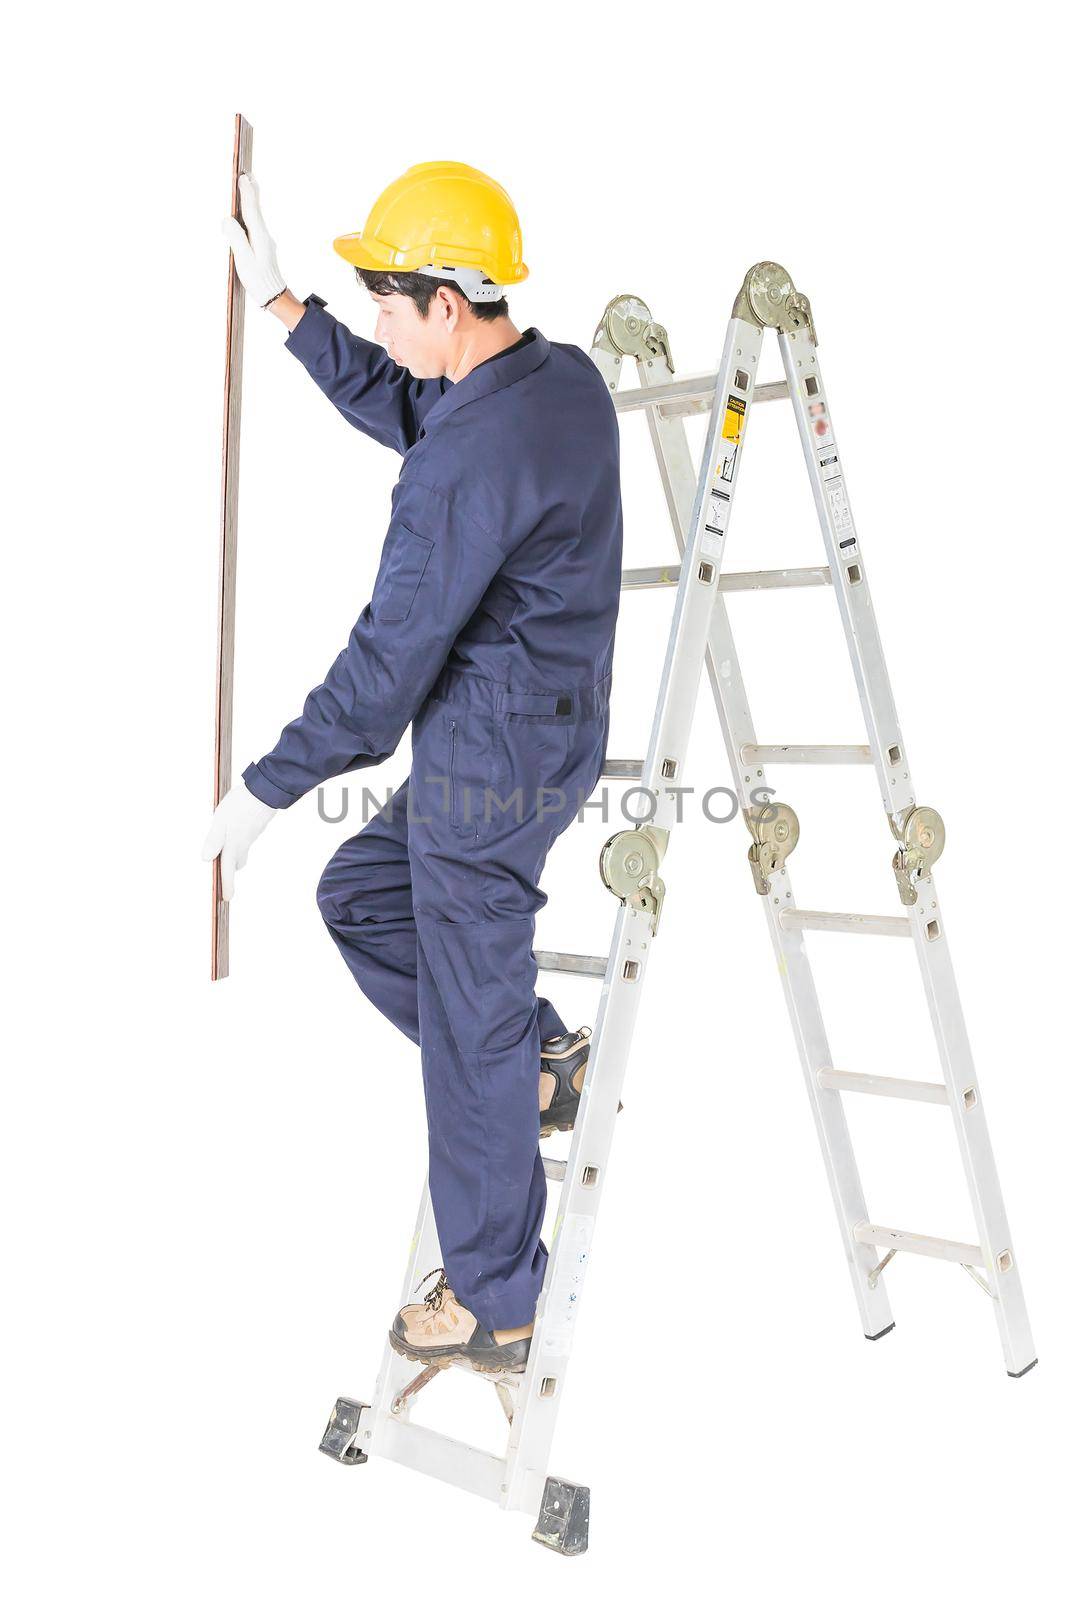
[745,801,800,895]
[599,824,669,931]
[889,804,946,905]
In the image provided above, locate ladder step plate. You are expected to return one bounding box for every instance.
[855,1223,984,1268]
[601,758,643,778]
[818,1068,948,1105]
[533,949,608,978]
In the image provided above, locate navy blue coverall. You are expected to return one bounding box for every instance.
[242,296,623,1331]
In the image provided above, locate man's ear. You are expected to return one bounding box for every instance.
[433,284,463,328]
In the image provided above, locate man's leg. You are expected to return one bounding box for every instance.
[401,699,599,1335]
[315,779,578,1095]
[315,780,420,1043]
[413,908,550,1332]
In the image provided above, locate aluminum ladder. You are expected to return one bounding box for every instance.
[318,262,1036,1555]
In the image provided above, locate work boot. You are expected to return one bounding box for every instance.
[389,1268,534,1374]
[539,1026,592,1136]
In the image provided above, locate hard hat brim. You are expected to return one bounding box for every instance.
[333,230,529,285]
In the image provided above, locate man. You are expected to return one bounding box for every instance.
[205,162,623,1376]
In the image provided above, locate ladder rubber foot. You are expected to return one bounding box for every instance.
[319,1397,370,1464]
[864,1322,896,1341]
[532,1476,590,1556]
[1008,1358,1039,1378]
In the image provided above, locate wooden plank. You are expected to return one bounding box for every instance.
[212,114,253,980]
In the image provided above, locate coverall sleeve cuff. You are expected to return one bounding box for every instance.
[284,294,332,366]
[242,761,299,810]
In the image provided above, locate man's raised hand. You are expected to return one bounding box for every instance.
[222,173,288,308]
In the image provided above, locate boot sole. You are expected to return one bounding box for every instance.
[388,1327,529,1375]
[540,1101,623,1139]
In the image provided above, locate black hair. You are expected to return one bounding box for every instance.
[356,266,508,322]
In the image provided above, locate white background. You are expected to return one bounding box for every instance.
[5,3,1083,1592]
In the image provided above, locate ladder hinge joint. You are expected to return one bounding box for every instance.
[599,824,669,931]
[889,805,946,904]
[745,802,800,894]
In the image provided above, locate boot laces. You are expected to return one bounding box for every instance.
[416,1266,452,1313]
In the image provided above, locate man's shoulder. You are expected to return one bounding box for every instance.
[542,335,614,397]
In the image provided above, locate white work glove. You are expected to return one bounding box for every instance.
[222,174,288,308]
[202,782,277,900]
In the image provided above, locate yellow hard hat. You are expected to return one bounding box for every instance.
[333,161,529,300]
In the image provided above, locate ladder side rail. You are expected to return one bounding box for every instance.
[777,328,914,822]
[638,364,894,1338]
[505,318,769,1508]
[779,323,1035,1375]
[503,899,656,1512]
[633,315,763,831]
[907,881,1036,1373]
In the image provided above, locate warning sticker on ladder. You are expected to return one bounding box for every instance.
[808,400,832,442]
[722,393,746,441]
[717,440,738,483]
[827,481,852,533]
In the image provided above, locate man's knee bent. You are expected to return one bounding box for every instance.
[316,850,360,929]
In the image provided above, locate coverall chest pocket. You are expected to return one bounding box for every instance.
[373,523,434,623]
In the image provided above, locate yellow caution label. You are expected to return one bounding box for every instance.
[722,393,747,441]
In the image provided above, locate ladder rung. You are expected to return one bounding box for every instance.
[611,374,789,415]
[542,1157,568,1183]
[601,758,643,778]
[854,1223,984,1268]
[533,949,608,978]
[818,1068,948,1105]
[621,563,680,591]
[779,909,911,937]
[742,743,872,765]
[719,566,831,592]
[621,564,831,593]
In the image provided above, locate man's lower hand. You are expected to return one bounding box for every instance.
[202,782,277,900]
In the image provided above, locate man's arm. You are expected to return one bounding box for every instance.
[222,178,443,454]
[241,478,505,808]
[271,292,446,456]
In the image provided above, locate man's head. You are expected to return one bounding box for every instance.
[332,162,528,379]
[358,267,509,379]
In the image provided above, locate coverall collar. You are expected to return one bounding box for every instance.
[420,328,550,434]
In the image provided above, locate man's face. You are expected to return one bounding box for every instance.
[369,289,450,380]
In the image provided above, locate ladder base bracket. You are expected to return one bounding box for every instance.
[864,1322,896,1342]
[319,1397,371,1465]
[532,1476,591,1557]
